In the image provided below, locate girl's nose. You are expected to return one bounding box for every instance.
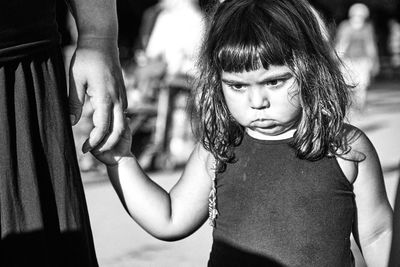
[249,87,269,109]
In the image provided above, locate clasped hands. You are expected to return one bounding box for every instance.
[68,38,130,161]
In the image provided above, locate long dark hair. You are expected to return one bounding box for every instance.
[191,0,351,172]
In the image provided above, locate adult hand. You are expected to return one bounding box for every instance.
[68,38,127,153]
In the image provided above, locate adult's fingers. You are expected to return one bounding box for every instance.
[82,96,112,153]
[92,104,126,153]
[118,73,128,111]
[89,71,128,153]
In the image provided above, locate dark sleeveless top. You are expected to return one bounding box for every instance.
[209,133,355,267]
[0,0,59,62]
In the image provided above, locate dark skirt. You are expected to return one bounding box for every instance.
[0,46,98,266]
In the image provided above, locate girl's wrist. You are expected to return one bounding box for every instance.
[106,154,135,169]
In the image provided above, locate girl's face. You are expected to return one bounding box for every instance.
[221,65,301,139]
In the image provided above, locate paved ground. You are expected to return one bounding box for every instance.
[77,79,400,267]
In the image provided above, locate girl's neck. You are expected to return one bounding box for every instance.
[246,128,296,140]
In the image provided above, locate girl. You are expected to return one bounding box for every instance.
[91,0,393,266]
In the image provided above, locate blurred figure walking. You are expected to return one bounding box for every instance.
[127,0,205,169]
[388,19,400,72]
[335,3,379,114]
[145,0,204,77]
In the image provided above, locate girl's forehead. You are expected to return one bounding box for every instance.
[221,65,292,77]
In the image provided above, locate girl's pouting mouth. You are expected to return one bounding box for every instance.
[249,118,276,128]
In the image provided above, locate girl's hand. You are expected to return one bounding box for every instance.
[90,119,133,166]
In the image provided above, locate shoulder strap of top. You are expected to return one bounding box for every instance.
[208,162,218,227]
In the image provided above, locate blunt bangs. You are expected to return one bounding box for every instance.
[213,3,295,73]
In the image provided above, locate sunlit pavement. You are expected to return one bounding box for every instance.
[77,79,400,267]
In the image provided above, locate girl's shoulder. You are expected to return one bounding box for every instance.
[193,142,216,176]
[343,124,375,161]
[335,124,372,184]
[338,123,370,162]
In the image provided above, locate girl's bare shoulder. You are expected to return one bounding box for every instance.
[335,123,371,183]
[338,123,370,162]
[192,142,216,177]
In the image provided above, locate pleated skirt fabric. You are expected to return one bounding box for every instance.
[0,46,98,266]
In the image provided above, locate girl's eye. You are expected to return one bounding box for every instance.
[265,79,282,86]
[228,84,246,91]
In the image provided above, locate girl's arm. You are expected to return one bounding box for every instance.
[97,132,214,241]
[351,129,393,266]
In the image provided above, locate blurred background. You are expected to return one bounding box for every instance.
[56,0,400,266]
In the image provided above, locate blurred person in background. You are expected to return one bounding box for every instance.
[145,0,204,77]
[131,0,204,96]
[126,0,205,168]
[335,3,379,115]
[146,0,205,166]
[0,0,126,266]
[388,19,400,72]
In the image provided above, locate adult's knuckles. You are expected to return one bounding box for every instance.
[89,128,108,142]
[96,94,114,105]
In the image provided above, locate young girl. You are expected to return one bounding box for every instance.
[91,0,393,266]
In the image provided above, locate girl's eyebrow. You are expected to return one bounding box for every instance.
[221,78,249,85]
[258,72,293,83]
[221,71,293,84]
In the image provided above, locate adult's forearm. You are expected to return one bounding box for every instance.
[65,0,118,40]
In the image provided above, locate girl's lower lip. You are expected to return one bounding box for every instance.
[250,119,276,128]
